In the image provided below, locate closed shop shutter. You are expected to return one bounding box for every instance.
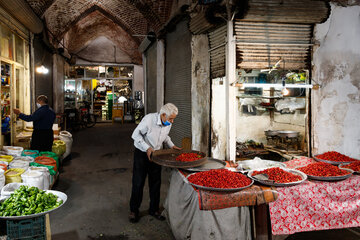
[145,42,157,113]
[235,21,312,70]
[208,25,226,78]
[165,20,192,147]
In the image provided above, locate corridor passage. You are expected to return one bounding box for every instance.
[50,123,174,240]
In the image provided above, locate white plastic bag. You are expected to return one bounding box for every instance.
[1,182,29,198]
[28,167,50,190]
[21,170,44,190]
[9,160,29,172]
[13,156,34,163]
[3,146,24,157]
[275,98,306,112]
[59,131,73,159]
[0,169,5,190]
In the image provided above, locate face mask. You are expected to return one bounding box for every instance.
[36,103,42,108]
[162,120,171,126]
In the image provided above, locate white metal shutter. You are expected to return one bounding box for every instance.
[235,21,312,70]
[208,25,227,78]
[165,20,192,147]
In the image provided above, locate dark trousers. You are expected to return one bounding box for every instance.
[31,129,54,152]
[130,148,162,214]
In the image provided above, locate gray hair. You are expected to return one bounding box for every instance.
[160,103,178,116]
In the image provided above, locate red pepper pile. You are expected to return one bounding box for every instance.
[176,153,202,162]
[341,161,360,172]
[316,151,358,162]
[188,169,252,189]
[298,162,349,177]
[252,167,302,183]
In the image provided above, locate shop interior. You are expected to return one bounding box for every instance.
[65,65,139,122]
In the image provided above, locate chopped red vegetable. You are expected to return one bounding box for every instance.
[188,169,252,189]
[176,153,202,162]
[252,167,302,183]
[298,162,349,177]
[340,161,360,172]
[316,151,358,162]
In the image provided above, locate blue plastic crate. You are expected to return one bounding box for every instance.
[6,216,46,240]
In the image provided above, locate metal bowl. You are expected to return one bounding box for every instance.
[313,154,358,165]
[152,149,207,168]
[185,158,226,172]
[186,173,254,192]
[304,168,354,181]
[265,130,279,137]
[0,190,67,220]
[339,163,360,174]
[277,131,300,138]
[248,167,307,187]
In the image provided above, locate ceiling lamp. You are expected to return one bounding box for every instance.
[36,65,49,74]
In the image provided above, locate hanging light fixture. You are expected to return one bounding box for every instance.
[36,65,49,74]
[281,77,290,96]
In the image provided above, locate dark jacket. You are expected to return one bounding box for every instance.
[19,105,56,130]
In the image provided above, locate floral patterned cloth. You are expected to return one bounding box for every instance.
[270,156,360,235]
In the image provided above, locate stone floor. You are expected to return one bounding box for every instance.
[49,123,360,240]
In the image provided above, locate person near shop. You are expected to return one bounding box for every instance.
[13,95,56,152]
[129,103,181,223]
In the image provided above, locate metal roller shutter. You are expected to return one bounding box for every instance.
[165,20,192,147]
[0,7,29,41]
[235,21,312,69]
[145,43,157,113]
[208,25,227,78]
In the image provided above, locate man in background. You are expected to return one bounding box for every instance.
[14,95,56,151]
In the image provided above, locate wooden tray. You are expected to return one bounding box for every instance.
[151,149,207,168]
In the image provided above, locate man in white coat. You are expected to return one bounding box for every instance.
[129,103,181,223]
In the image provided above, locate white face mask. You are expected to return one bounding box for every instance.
[36,103,42,108]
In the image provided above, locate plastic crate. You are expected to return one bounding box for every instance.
[6,216,46,240]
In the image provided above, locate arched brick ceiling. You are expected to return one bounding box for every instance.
[26,0,174,39]
[64,10,142,64]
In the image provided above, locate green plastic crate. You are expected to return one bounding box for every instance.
[6,216,46,240]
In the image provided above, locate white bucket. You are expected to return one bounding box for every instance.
[3,146,24,157]
[29,167,50,190]
[9,160,29,171]
[21,170,44,190]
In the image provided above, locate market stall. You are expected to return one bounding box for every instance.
[157,150,360,240]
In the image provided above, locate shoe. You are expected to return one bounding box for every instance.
[129,212,139,223]
[149,211,165,221]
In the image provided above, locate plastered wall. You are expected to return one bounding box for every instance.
[312,3,360,158]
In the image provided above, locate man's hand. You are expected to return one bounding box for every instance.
[13,109,21,115]
[172,146,182,151]
[147,147,154,161]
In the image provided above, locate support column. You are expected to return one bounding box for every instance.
[225,20,237,161]
[156,40,165,111]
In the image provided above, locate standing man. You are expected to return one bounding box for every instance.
[129,103,181,223]
[14,95,56,152]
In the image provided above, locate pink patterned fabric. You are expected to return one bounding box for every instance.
[269,174,360,235]
[284,156,317,169]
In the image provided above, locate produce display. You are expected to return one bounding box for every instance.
[251,167,302,183]
[298,162,349,177]
[176,153,202,162]
[188,169,252,189]
[316,151,358,162]
[340,161,360,172]
[0,186,63,217]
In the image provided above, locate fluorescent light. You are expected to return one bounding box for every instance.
[237,83,315,89]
